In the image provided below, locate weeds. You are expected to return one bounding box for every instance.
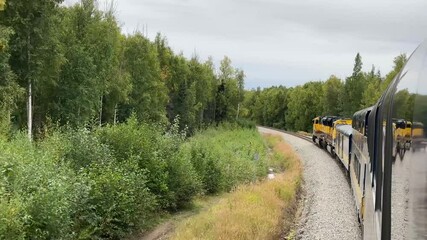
[171,133,302,240]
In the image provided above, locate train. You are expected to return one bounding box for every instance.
[311,41,427,239]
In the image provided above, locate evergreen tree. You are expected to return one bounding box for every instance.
[361,65,382,108]
[342,53,365,117]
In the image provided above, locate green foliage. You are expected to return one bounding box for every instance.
[286,82,324,131]
[0,122,265,238]
[1,1,245,136]
[361,66,382,108]
[0,26,23,138]
[183,126,267,194]
[0,135,78,239]
[49,127,157,239]
[381,54,407,92]
[234,118,257,129]
[0,197,25,240]
[244,86,288,128]
[96,116,202,210]
[322,75,343,115]
[96,117,170,207]
[63,129,114,170]
[341,53,366,116]
[216,56,245,122]
[123,33,168,123]
[246,53,408,132]
[76,161,156,239]
[0,0,64,132]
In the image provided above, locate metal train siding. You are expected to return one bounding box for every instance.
[312,40,427,239]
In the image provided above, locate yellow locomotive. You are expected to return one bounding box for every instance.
[312,116,352,156]
[393,119,412,151]
[411,121,426,151]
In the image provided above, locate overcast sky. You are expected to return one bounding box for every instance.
[65,0,427,89]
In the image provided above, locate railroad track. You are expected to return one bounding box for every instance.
[257,126,313,143]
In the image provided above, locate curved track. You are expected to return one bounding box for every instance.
[258,127,361,240]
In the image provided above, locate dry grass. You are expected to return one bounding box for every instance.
[170,134,302,240]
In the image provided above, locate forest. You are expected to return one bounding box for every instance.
[0,0,245,139]
[243,53,409,132]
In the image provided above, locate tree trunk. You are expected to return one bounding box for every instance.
[199,108,204,127]
[27,77,32,140]
[27,34,32,141]
[99,95,103,126]
[114,103,117,125]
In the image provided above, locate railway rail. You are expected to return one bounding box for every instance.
[258,126,312,143]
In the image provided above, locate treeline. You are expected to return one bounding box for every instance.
[244,53,408,132]
[0,0,245,138]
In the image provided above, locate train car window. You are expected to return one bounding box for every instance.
[322,117,327,126]
[349,134,352,162]
[353,155,361,185]
[364,110,371,136]
[368,106,376,174]
[342,135,345,156]
[395,120,406,129]
[375,106,383,205]
[326,117,332,127]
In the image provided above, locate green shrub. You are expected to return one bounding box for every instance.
[0,130,158,239]
[64,129,115,170]
[96,116,202,210]
[160,134,202,210]
[0,197,25,240]
[0,122,267,239]
[0,134,78,239]
[74,160,156,239]
[235,118,256,129]
[41,128,158,238]
[183,142,223,194]
[185,127,268,194]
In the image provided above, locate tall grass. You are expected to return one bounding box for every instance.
[171,134,302,240]
[182,126,268,194]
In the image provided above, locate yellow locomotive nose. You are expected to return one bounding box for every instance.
[0,0,5,11]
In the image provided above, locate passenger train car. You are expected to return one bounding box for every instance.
[312,41,427,239]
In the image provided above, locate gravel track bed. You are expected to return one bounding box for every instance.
[258,127,361,240]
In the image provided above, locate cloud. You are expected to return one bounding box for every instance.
[64,0,427,89]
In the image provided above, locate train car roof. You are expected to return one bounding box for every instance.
[336,124,353,136]
[353,106,373,117]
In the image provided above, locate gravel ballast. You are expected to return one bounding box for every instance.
[258,127,361,240]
